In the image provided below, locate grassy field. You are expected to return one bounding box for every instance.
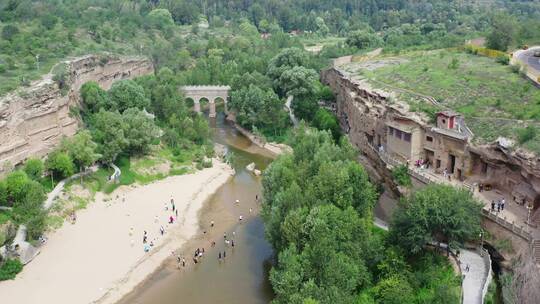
[358,50,540,152]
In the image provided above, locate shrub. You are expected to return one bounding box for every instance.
[517,126,536,144]
[0,259,23,281]
[23,158,44,180]
[52,63,70,92]
[495,55,510,65]
[392,164,411,187]
[45,150,75,180]
[509,64,521,74]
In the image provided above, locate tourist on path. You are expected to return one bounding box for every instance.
[218,252,222,260]
[501,198,506,210]
[160,226,165,236]
[491,200,495,211]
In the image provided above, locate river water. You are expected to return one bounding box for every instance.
[117,111,400,304]
[117,112,275,304]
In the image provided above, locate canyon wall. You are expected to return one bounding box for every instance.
[322,66,540,304]
[322,67,540,216]
[0,55,154,175]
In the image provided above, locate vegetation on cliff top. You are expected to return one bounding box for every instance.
[356,49,540,153]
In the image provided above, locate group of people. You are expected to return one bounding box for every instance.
[491,198,506,213]
[173,195,261,270]
[414,158,430,170]
[140,196,179,252]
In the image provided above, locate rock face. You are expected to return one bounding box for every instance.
[321,67,540,220]
[0,55,153,175]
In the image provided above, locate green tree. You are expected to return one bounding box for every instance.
[80,81,110,114]
[90,109,128,163]
[291,95,319,122]
[5,171,30,205]
[108,80,150,113]
[312,109,341,141]
[278,66,318,98]
[486,13,517,51]
[45,150,75,180]
[12,181,46,239]
[1,24,19,41]
[147,9,174,30]
[374,275,415,304]
[122,108,160,155]
[267,48,309,88]
[23,158,44,180]
[390,184,482,254]
[230,85,289,135]
[346,30,383,49]
[61,131,101,172]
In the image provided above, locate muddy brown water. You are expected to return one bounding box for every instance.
[117,112,399,304]
[117,112,275,304]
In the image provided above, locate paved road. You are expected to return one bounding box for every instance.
[374,216,489,304]
[516,47,540,72]
[460,249,489,304]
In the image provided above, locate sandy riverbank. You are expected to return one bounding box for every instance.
[0,160,234,304]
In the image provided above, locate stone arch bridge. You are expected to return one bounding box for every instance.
[181,85,230,117]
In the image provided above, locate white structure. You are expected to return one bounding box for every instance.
[181,85,230,117]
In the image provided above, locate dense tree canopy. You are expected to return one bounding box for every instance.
[390,184,483,254]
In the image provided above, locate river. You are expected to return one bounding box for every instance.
[116,110,403,304]
[117,112,275,303]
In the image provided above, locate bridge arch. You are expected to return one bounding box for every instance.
[180,85,230,117]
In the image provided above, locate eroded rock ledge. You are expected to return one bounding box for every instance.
[322,67,540,219]
[0,55,153,175]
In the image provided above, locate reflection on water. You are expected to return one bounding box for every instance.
[117,112,275,304]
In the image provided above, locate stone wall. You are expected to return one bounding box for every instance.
[0,55,153,175]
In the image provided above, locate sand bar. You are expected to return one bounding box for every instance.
[0,160,234,304]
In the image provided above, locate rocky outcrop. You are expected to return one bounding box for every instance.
[322,67,540,219]
[322,65,540,304]
[0,55,153,175]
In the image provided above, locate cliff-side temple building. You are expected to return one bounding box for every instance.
[322,60,540,222]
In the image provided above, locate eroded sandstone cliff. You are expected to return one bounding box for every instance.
[0,55,153,175]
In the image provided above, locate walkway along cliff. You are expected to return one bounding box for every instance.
[322,61,540,303]
[0,54,154,176]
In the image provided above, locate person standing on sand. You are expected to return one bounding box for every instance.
[211,220,214,227]
[169,215,174,224]
[160,226,165,236]
[223,251,226,258]
[218,252,222,260]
